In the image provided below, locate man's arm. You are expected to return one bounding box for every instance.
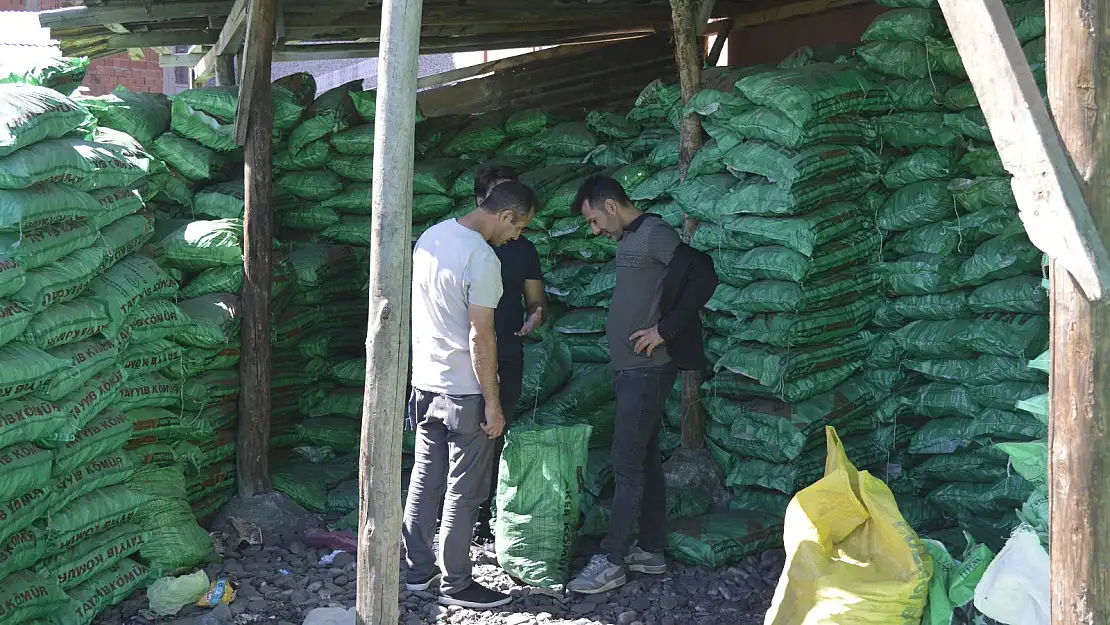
[656,244,718,341]
[517,279,547,336]
[469,303,504,437]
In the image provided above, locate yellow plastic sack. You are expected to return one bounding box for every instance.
[764,427,932,625]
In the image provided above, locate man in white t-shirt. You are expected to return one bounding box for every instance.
[402,179,539,610]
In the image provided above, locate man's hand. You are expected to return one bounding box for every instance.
[482,402,506,439]
[630,325,665,357]
[515,307,545,336]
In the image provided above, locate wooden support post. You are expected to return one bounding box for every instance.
[215,55,236,85]
[669,0,712,450]
[355,0,420,623]
[1046,1,1110,622]
[235,0,276,499]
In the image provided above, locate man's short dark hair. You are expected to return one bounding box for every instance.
[475,165,519,205]
[481,179,539,222]
[571,175,631,216]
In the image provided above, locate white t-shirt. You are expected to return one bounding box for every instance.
[410,219,503,395]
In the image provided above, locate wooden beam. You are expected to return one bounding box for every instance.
[670,0,711,451]
[706,18,732,66]
[356,0,419,624]
[272,32,647,61]
[106,30,218,48]
[415,40,616,90]
[39,1,234,28]
[235,0,276,499]
[194,0,249,86]
[1044,1,1110,622]
[937,0,1110,301]
[159,52,206,67]
[216,55,237,86]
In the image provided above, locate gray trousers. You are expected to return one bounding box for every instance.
[402,388,495,595]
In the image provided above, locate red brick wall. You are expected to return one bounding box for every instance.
[84,51,164,96]
[4,0,164,94]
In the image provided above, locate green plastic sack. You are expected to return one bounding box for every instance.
[0,571,68,624]
[885,75,961,112]
[949,177,1016,212]
[883,148,956,188]
[909,410,1046,454]
[319,215,372,247]
[0,341,62,400]
[279,169,344,200]
[52,449,138,512]
[707,362,862,404]
[563,333,609,363]
[706,268,880,315]
[170,99,237,152]
[954,228,1042,286]
[161,219,243,270]
[87,254,179,325]
[495,423,591,588]
[723,142,879,192]
[893,319,974,359]
[412,158,469,195]
[534,123,598,157]
[330,124,374,156]
[115,372,178,412]
[736,64,891,127]
[0,84,92,158]
[271,457,357,512]
[129,298,190,343]
[304,387,359,418]
[81,87,169,144]
[0,442,52,503]
[50,558,152,625]
[968,275,1047,313]
[288,81,360,157]
[0,526,48,585]
[883,206,1017,257]
[0,56,89,92]
[326,154,372,182]
[905,354,1047,385]
[927,475,1033,518]
[518,337,573,412]
[275,140,332,172]
[666,511,784,569]
[0,396,66,450]
[955,311,1049,359]
[713,170,878,218]
[705,298,879,349]
[43,369,128,445]
[151,134,230,182]
[714,333,872,389]
[0,184,101,233]
[553,308,606,334]
[96,213,156,269]
[727,107,874,149]
[861,8,949,43]
[715,230,878,287]
[878,253,964,296]
[0,218,100,271]
[443,116,507,156]
[877,180,956,232]
[524,364,615,424]
[281,204,340,232]
[20,298,109,350]
[88,187,145,229]
[45,483,146,551]
[968,380,1047,411]
[134,495,218,571]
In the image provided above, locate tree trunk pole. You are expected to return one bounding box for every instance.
[1046,1,1110,622]
[355,0,421,622]
[216,55,237,86]
[669,0,708,450]
[235,0,275,498]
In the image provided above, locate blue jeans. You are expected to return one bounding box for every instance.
[601,362,678,562]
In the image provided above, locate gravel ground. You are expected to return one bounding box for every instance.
[95,541,785,625]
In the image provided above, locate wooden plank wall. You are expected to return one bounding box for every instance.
[417,34,677,116]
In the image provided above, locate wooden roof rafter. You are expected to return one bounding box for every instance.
[40,0,870,60]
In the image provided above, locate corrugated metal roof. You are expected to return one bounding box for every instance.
[0,11,61,63]
[0,11,57,47]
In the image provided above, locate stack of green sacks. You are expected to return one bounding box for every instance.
[852,1,1049,550]
[0,79,218,625]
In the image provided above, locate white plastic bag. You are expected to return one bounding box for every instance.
[973,526,1049,625]
[303,607,355,625]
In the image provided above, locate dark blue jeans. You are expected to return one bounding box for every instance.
[602,362,678,562]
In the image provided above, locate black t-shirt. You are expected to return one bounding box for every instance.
[494,236,543,362]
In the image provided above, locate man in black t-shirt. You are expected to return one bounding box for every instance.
[474,165,546,540]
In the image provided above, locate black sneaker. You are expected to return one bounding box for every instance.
[438,582,512,609]
[405,571,441,591]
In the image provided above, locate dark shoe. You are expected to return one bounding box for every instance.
[568,554,628,594]
[405,571,441,592]
[438,583,512,609]
[625,545,667,575]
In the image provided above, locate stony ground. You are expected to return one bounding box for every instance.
[96,541,785,625]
